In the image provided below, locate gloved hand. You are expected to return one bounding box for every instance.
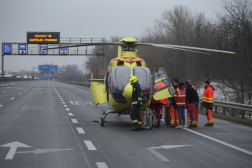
[138,100,142,105]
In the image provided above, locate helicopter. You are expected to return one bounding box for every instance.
[45,37,235,127]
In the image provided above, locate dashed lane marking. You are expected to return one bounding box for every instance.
[68,113,74,116]
[0,105,2,107]
[65,108,70,111]
[64,105,68,107]
[71,119,78,123]
[24,90,26,92]
[96,162,109,168]
[84,141,97,150]
[62,102,65,104]
[10,97,15,100]
[19,93,22,95]
[50,82,91,168]
[76,127,85,134]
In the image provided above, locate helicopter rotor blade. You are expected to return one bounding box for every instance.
[152,44,211,55]
[43,42,125,50]
[134,43,235,54]
[37,41,235,55]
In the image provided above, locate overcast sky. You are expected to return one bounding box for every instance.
[0,0,223,73]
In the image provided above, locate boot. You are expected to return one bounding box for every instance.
[131,122,141,131]
[131,126,139,131]
[189,124,197,127]
[204,123,214,126]
[138,124,143,130]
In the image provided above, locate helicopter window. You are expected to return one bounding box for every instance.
[117,61,124,66]
[153,69,171,91]
[136,62,141,66]
[109,66,131,93]
[133,67,151,93]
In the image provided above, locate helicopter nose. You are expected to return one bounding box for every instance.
[122,82,133,102]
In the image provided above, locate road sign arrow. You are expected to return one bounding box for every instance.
[161,145,191,149]
[16,148,73,154]
[146,145,191,161]
[0,141,31,160]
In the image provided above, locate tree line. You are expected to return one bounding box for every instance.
[85,0,252,104]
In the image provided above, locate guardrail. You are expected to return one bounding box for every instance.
[199,99,252,119]
[0,77,35,87]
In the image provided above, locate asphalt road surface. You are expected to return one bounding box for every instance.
[0,81,251,168]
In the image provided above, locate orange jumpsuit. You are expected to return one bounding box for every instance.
[202,84,215,124]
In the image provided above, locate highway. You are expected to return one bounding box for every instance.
[0,81,251,168]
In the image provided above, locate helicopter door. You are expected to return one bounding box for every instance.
[152,68,174,100]
[90,73,107,108]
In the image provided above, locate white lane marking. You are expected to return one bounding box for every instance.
[146,145,191,162]
[19,93,22,95]
[68,113,74,116]
[62,102,65,104]
[65,108,70,111]
[0,105,2,107]
[10,97,15,100]
[64,105,68,107]
[60,98,63,100]
[71,119,78,123]
[76,127,85,134]
[146,148,169,162]
[183,128,252,156]
[84,141,97,150]
[0,141,31,160]
[16,148,73,154]
[50,82,91,168]
[24,90,26,92]
[96,162,109,168]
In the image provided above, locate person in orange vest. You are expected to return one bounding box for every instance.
[174,82,186,128]
[185,80,199,127]
[202,80,215,126]
[168,78,180,127]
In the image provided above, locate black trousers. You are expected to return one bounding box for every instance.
[130,104,141,126]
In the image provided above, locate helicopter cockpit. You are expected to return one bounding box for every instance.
[107,66,151,104]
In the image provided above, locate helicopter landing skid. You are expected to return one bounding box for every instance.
[99,110,116,126]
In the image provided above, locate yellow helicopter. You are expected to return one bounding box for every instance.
[45,37,235,126]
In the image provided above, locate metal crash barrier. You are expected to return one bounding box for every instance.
[0,77,34,87]
[199,99,252,119]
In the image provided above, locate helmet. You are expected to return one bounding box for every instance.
[129,76,138,84]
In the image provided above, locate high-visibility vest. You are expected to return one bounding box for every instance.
[174,87,186,106]
[202,84,214,109]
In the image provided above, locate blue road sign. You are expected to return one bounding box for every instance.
[4,44,11,54]
[44,74,52,77]
[38,65,58,71]
[71,75,76,80]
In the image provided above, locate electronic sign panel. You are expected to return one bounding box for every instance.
[27,32,60,44]
[40,44,48,54]
[60,45,68,54]
[4,44,11,55]
[18,44,26,55]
